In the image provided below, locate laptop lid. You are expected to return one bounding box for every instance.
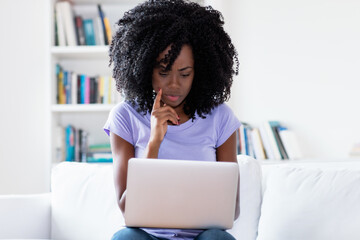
[124,158,239,229]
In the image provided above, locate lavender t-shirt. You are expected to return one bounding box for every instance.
[104,101,240,240]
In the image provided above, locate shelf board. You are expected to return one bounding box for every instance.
[51,46,109,59]
[51,104,115,112]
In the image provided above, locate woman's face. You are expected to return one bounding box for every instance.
[152,44,194,110]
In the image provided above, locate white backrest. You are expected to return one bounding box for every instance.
[0,193,51,239]
[258,160,360,240]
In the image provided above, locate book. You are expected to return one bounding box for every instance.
[58,1,77,46]
[75,15,86,45]
[350,143,360,157]
[89,77,96,103]
[55,125,65,162]
[251,128,266,160]
[55,2,66,46]
[99,76,104,103]
[259,124,274,160]
[235,129,241,154]
[94,17,105,45]
[103,16,112,45]
[80,74,86,104]
[57,66,66,104]
[71,72,77,104]
[86,156,113,163]
[262,121,282,160]
[88,143,111,152]
[74,128,80,162]
[80,131,89,162]
[56,64,60,103]
[65,125,75,161]
[239,123,247,155]
[85,76,90,104]
[77,75,81,104]
[278,127,303,160]
[269,121,288,160]
[54,10,59,46]
[97,4,109,45]
[83,19,96,45]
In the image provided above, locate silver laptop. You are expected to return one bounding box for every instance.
[124,158,239,230]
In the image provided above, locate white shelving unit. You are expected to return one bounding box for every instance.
[51,104,116,112]
[51,46,109,59]
[48,0,145,164]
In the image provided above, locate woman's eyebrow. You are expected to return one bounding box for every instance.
[178,66,193,71]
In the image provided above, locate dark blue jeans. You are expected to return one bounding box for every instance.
[111,227,236,240]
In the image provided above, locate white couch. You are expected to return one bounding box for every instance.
[1,155,360,240]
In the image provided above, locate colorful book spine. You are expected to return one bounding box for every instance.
[71,72,77,104]
[65,125,75,161]
[83,19,96,46]
[103,17,112,45]
[85,76,90,104]
[97,4,109,45]
[75,15,85,45]
[80,74,86,104]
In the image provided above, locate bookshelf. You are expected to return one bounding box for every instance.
[49,0,146,164]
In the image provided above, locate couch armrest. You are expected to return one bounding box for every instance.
[0,193,51,239]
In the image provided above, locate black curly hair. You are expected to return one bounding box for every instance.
[109,0,239,119]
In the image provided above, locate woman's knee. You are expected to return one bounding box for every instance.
[195,229,236,240]
[111,227,154,240]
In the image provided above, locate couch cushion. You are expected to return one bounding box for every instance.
[51,162,123,240]
[257,163,360,240]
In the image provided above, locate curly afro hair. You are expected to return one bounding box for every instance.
[109,0,239,119]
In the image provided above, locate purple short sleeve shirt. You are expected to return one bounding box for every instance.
[104,101,240,239]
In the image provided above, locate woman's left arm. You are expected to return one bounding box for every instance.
[216,131,240,220]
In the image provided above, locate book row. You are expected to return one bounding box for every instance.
[55,1,112,46]
[56,64,122,105]
[236,121,303,160]
[55,125,112,163]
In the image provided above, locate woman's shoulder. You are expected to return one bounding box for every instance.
[110,100,149,123]
[111,100,139,115]
[210,103,236,118]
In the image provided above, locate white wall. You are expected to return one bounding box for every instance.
[0,0,50,194]
[208,0,360,158]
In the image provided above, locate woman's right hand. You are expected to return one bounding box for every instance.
[146,89,179,157]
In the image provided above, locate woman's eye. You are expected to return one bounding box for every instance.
[159,72,168,76]
[181,74,190,77]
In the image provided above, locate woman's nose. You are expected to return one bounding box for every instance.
[168,74,180,87]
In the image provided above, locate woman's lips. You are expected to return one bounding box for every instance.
[164,94,180,102]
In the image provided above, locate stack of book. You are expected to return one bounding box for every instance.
[87,144,113,163]
[349,143,360,157]
[236,121,303,160]
[56,64,122,105]
[55,125,89,162]
[56,125,112,163]
[54,1,112,46]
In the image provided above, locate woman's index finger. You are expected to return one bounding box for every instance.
[153,88,162,110]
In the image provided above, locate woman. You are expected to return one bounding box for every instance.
[104,0,240,239]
